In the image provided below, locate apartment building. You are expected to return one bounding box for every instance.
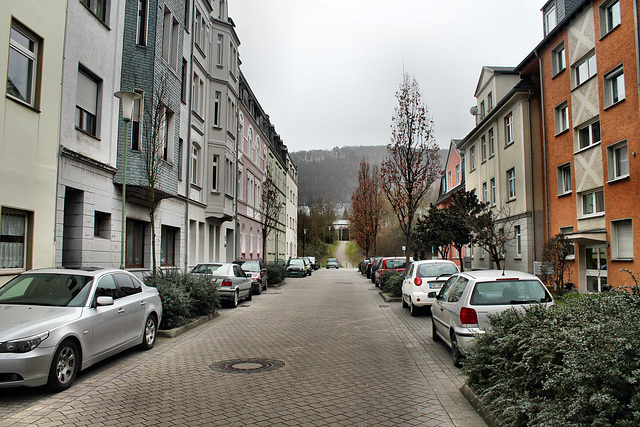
[519,0,640,291]
[1,1,67,285]
[458,67,545,273]
[285,152,299,260]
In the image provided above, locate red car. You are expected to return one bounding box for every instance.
[374,257,410,287]
[233,259,268,294]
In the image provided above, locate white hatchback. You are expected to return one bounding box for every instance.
[401,260,459,316]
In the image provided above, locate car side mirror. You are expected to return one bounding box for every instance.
[96,296,114,306]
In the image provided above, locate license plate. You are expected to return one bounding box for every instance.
[429,282,443,289]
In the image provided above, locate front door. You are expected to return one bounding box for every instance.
[585,245,607,292]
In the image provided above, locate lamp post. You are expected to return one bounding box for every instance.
[114,90,142,269]
[303,228,307,257]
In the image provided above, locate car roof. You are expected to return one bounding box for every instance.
[24,267,119,277]
[458,269,541,281]
[411,260,457,265]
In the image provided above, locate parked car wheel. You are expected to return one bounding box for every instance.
[141,315,158,350]
[229,290,239,308]
[431,317,440,342]
[451,334,463,367]
[410,300,420,317]
[254,282,262,295]
[246,288,252,301]
[402,295,408,308]
[47,339,79,392]
[262,280,268,292]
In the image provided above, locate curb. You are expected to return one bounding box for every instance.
[379,291,401,302]
[158,312,220,338]
[459,384,500,427]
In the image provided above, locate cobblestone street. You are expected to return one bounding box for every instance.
[0,269,485,426]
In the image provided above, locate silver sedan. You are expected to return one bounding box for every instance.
[0,268,162,391]
[191,263,252,308]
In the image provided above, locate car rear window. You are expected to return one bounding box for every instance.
[417,263,458,278]
[236,262,259,272]
[385,259,406,269]
[192,264,224,274]
[470,280,552,305]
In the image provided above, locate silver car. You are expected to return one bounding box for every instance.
[431,270,554,367]
[0,268,162,391]
[401,260,459,316]
[191,263,252,308]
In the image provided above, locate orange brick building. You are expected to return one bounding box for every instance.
[518,0,640,291]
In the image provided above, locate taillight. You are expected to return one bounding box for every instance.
[414,277,422,286]
[221,280,232,287]
[460,307,478,325]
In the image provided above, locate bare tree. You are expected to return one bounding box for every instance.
[381,72,441,266]
[540,234,574,294]
[472,205,519,270]
[350,161,384,258]
[260,169,284,263]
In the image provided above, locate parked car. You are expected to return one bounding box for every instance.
[0,267,162,391]
[366,257,381,279]
[303,257,313,276]
[402,260,459,316]
[374,257,410,287]
[431,270,554,367]
[285,258,307,277]
[191,263,252,308]
[233,259,267,294]
[307,256,320,270]
[326,258,339,269]
[370,257,384,283]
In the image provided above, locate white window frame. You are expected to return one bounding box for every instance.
[211,154,219,192]
[578,120,601,150]
[481,135,487,163]
[600,0,621,36]
[76,66,100,137]
[490,177,496,206]
[216,34,223,67]
[136,0,148,46]
[482,182,487,203]
[488,128,495,158]
[604,65,625,108]
[552,42,566,76]
[515,225,522,256]
[559,226,575,259]
[213,91,221,127]
[469,145,476,171]
[504,113,514,146]
[580,188,604,217]
[555,101,569,134]
[611,218,633,260]
[544,5,557,35]
[190,144,200,186]
[7,22,40,108]
[607,140,629,181]
[507,168,516,201]
[557,163,572,195]
[575,53,597,87]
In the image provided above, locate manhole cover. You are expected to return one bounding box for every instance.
[379,305,390,308]
[209,358,285,374]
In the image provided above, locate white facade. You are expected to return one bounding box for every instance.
[285,153,298,260]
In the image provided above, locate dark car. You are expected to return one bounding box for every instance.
[285,258,307,277]
[233,259,268,294]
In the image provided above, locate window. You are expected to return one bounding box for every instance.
[192,73,204,117]
[552,42,566,76]
[125,219,145,268]
[216,34,223,66]
[490,177,496,206]
[578,120,601,149]
[162,7,179,69]
[544,5,557,35]
[455,164,460,185]
[194,9,201,48]
[482,182,488,203]
[177,138,183,180]
[487,92,493,111]
[481,135,487,162]
[7,21,40,108]
[515,225,522,256]
[488,128,495,157]
[161,226,177,266]
[213,91,221,127]
[604,66,625,107]
[76,67,100,136]
[507,168,516,200]
[575,53,597,86]
[94,211,110,238]
[611,218,632,259]
[607,140,629,181]
[191,144,200,186]
[581,189,604,216]
[559,226,575,258]
[469,145,476,171]
[448,171,452,189]
[238,168,243,201]
[504,113,514,146]
[131,89,143,150]
[480,101,485,119]
[557,163,572,195]
[600,0,621,36]
[80,0,108,24]
[0,209,28,270]
[159,105,174,162]
[181,58,187,103]
[212,154,219,192]
[555,101,569,134]
[225,158,234,196]
[136,0,147,46]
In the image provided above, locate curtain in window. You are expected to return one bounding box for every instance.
[0,212,26,268]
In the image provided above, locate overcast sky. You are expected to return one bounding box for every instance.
[229,1,547,153]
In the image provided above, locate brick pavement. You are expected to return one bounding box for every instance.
[0,269,485,426]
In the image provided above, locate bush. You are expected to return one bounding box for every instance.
[381,271,404,297]
[462,288,640,426]
[144,270,220,330]
[266,262,286,285]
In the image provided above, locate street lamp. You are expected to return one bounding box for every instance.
[303,228,307,257]
[114,90,142,269]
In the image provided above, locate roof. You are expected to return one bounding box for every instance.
[461,270,541,281]
[474,66,518,97]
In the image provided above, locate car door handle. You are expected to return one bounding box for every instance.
[118,308,125,314]
[140,300,146,306]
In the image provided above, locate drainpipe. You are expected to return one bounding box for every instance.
[525,88,537,270]
[183,0,196,272]
[634,0,640,121]
[536,50,550,244]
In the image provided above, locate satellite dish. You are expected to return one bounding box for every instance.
[470,106,479,116]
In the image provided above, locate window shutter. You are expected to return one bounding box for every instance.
[616,220,633,258]
[76,71,97,114]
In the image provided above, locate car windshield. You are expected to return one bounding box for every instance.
[328,258,337,262]
[236,262,259,272]
[288,259,304,267]
[385,259,406,269]
[417,263,458,278]
[0,273,94,307]
[191,264,224,274]
[470,280,553,305]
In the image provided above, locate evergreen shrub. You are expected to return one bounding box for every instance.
[462,287,640,426]
[267,262,286,285]
[381,271,404,297]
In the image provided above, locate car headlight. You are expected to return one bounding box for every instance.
[0,331,49,353]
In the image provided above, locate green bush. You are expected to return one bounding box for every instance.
[381,271,404,297]
[144,270,220,330]
[462,288,640,426]
[267,262,286,286]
